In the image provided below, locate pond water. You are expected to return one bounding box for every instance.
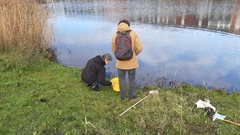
[46,0,240,92]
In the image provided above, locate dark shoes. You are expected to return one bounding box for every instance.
[129,96,137,100]
[86,82,100,91]
[92,85,99,91]
[91,82,100,91]
[120,96,137,100]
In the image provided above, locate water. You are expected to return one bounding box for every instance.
[46,0,240,92]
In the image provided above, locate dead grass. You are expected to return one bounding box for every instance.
[0,0,51,60]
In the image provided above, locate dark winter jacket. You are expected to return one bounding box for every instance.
[81,55,112,86]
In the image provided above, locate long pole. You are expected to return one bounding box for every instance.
[119,95,150,117]
[223,119,240,126]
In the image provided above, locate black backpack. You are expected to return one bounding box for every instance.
[114,30,133,61]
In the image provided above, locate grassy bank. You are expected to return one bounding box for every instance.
[1,0,239,134]
[0,55,240,135]
[0,0,51,63]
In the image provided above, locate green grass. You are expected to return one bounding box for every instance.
[0,54,240,135]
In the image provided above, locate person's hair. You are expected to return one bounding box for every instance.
[118,19,130,27]
[102,53,112,61]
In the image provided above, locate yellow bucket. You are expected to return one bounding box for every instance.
[111,77,120,92]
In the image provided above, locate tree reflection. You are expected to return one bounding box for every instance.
[47,0,240,34]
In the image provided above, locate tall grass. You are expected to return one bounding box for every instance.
[0,0,51,63]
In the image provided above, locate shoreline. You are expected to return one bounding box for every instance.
[1,54,239,134]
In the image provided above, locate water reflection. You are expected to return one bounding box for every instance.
[47,0,240,92]
[47,0,240,35]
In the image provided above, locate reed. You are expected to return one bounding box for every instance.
[0,0,51,60]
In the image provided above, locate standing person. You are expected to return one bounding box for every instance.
[81,53,113,91]
[112,20,143,100]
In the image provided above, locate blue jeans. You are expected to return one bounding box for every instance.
[118,68,136,99]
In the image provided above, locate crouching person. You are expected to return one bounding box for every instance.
[81,53,113,91]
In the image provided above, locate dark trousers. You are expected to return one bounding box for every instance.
[118,68,136,99]
[85,72,112,91]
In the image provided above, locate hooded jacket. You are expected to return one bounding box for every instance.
[112,23,143,69]
[81,55,112,86]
